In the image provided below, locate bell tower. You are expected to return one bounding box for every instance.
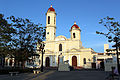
[70,22,81,40]
[46,5,56,41]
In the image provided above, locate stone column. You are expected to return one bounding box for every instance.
[55,55,56,66]
[43,55,45,66]
[78,55,80,66]
[8,59,10,66]
[68,55,71,66]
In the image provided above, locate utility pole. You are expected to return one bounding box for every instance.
[38,42,45,72]
[41,47,44,72]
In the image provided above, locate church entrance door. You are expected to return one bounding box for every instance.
[72,56,77,67]
[45,57,50,67]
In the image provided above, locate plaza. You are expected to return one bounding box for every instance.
[0,70,112,80]
[0,0,120,80]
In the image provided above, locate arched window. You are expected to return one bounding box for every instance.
[59,44,62,51]
[48,16,50,24]
[83,58,86,64]
[73,33,75,38]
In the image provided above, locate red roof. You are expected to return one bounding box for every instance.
[71,24,79,29]
[47,6,55,12]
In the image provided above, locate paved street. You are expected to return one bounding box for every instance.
[46,70,107,80]
[0,70,118,80]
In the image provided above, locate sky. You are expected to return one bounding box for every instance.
[0,0,120,52]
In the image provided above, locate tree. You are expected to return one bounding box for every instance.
[0,14,46,68]
[96,16,120,72]
[6,16,46,68]
[0,14,16,67]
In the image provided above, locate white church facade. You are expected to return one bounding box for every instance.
[38,5,96,68]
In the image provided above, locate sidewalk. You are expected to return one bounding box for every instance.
[31,71,55,80]
[0,70,55,80]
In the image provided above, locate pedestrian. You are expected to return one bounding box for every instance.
[114,67,119,76]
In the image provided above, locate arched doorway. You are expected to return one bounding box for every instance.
[5,59,8,66]
[45,57,50,67]
[72,56,77,67]
[9,59,12,66]
[100,61,104,69]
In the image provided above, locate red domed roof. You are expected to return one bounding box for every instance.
[47,5,55,12]
[71,22,80,29]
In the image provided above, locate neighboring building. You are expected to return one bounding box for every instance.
[38,5,96,68]
[96,44,120,69]
[4,54,15,67]
[4,54,40,68]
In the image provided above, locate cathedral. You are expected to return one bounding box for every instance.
[38,5,96,68]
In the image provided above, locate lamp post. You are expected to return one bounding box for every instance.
[39,42,45,72]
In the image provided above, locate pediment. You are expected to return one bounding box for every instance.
[66,48,81,52]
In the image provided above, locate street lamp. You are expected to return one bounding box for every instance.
[39,42,45,72]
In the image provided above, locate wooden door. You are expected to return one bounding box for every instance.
[72,56,77,67]
[45,57,50,67]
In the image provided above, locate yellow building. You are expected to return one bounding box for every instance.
[38,5,95,68]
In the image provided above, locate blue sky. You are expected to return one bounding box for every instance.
[0,0,120,52]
